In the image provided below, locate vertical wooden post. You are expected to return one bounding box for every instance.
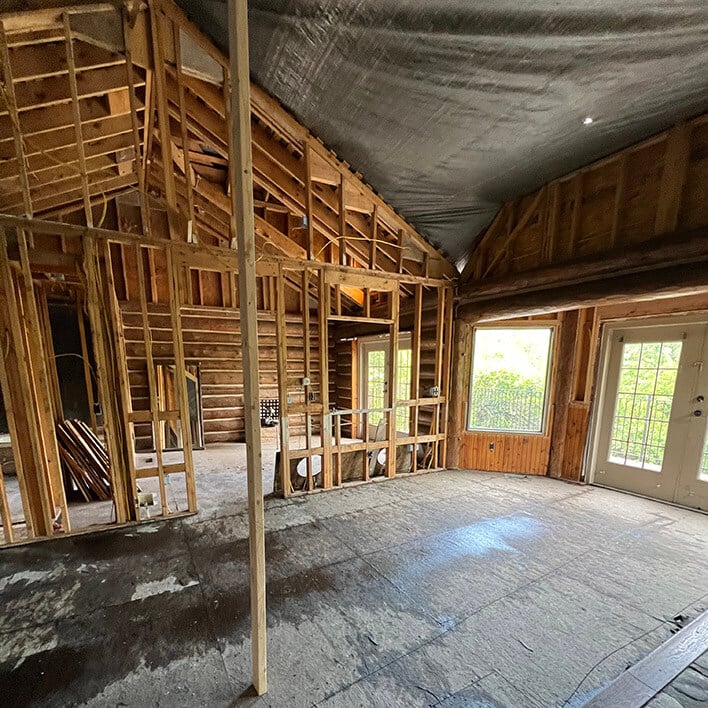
[83,237,133,523]
[411,284,422,473]
[318,270,332,488]
[165,248,196,511]
[431,286,445,466]
[447,322,472,470]
[275,266,290,496]
[548,310,580,478]
[0,230,54,536]
[439,287,454,466]
[136,247,168,516]
[75,292,98,434]
[302,269,313,488]
[227,0,267,694]
[386,288,399,477]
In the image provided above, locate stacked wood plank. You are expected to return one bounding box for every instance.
[56,420,111,502]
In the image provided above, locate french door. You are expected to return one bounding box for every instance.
[592,321,708,510]
[359,334,412,438]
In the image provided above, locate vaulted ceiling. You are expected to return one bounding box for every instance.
[176,0,708,266]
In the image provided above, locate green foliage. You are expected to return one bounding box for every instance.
[469,369,546,432]
[610,341,682,470]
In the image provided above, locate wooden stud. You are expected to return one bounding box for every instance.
[82,236,132,523]
[0,230,55,536]
[63,14,93,226]
[304,143,314,260]
[102,239,140,517]
[122,6,151,238]
[136,246,168,515]
[386,288,399,478]
[275,265,290,497]
[227,0,267,693]
[411,284,422,473]
[148,4,179,237]
[75,291,98,434]
[302,268,313,489]
[318,269,333,488]
[439,287,454,466]
[0,22,33,217]
[431,286,445,466]
[165,247,197,511]
[0,312,35,538]
[173,22,197,243]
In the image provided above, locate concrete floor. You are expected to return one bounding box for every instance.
[1,470,707,707]
[2,436,282,540]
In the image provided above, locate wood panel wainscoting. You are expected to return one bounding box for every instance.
[458,433,551,475]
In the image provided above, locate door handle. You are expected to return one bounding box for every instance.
[693,410,703,417]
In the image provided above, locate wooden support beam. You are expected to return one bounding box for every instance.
[148,3,178,237]
[172,22,196,242]
[63,13,92,226]
[122,6,150,237]
[458,262,708,323]
[458,227,708,307]
[227,0,267,695]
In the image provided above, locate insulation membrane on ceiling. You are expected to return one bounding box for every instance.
[177,0,708,266]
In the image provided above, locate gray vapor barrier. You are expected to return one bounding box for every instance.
[177,0,708,267]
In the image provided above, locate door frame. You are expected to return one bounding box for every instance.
[587,314,708,506]
[358,332,412,439]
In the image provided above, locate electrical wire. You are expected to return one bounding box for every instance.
[53,352,99,385]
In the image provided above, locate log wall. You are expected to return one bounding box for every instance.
[120,302,331,446]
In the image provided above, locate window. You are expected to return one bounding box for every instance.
[468,327,553,433]
[365,349,387,427]
[608,341,681,472]
[700,431,708,480]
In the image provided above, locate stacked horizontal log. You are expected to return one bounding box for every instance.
[121,303,335,446]
[57,420,111,502]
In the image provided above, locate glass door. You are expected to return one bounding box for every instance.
[592,321,708,510]
[674,325,708,509]
[359,335,412,439]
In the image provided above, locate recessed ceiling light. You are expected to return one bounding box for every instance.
[583,117,594,125]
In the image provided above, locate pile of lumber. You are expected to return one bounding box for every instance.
[57,419,111,502]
